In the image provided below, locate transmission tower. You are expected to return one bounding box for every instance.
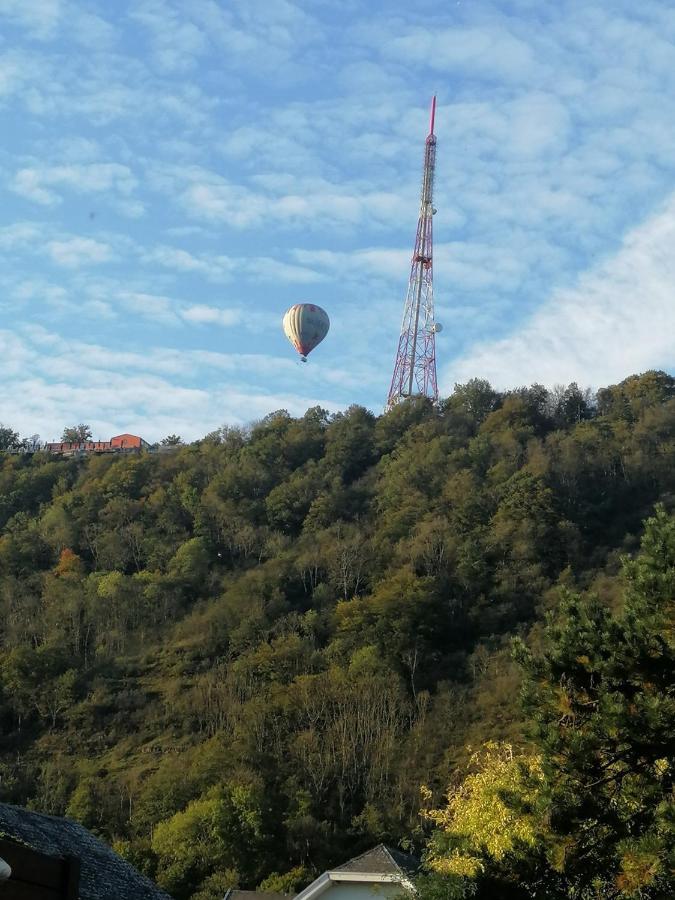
[386,96,440,409]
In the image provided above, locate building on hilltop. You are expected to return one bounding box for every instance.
[45,433,150,456]
[0,802,171,900]
[110,433,150,449]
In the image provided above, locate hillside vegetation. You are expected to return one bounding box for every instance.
[0,372,673,900]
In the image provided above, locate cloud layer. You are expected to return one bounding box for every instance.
[0,0,673,438]
[447,195,675,390]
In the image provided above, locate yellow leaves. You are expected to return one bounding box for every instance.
[653,758,669,777]
[432,852,482,878]
[556,689,575,723]
[420,784,433,804]
[422,743,547,877]
[96,570,126,599]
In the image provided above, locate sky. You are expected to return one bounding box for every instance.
[1,0,674,442]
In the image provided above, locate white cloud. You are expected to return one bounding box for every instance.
[151,159,415,234]
[118,291,180,326]
[128,0,319,82]
[381,23,541,83]
[142,245,232,280]
[182,174,411,231]
[0,222,43,249]
[0,326,346,441]
[112,198,146,219]
[291,241,528,292]
[0,0,63,40]
[142,243,321,285]
[11,170,58,205]
[46,237,113,267]
[180,304,241,327]
[11,162,137,206]
[3,0,675,431]
[0,50,34,98]
[445,194,675,390]
[293,246,409,281]
[182,182,263,227]
[248,257,324,284]
[130,0,207,72]
[71,11,116,48]
[11,278,68,307]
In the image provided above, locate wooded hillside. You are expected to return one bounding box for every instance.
[0,371,673,900]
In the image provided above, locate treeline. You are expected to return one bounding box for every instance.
[0,371,672,900]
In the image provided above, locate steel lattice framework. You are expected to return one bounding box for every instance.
[387,96,439,409]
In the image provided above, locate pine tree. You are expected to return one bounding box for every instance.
[516,506,674,898]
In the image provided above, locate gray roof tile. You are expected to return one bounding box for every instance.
[0,803,172,900]
[331,844,419,876]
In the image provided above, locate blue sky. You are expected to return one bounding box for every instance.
[1,0,674,441]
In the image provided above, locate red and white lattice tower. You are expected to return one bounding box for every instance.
[387,96,440,409]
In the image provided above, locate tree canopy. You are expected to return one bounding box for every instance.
[421,505,674,899]
[61,424,93,442]
[0,371,672,899]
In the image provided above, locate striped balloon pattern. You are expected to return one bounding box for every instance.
[282,304,330,360]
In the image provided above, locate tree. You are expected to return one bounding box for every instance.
[1,646,78,729]
[0,424,23,451]
[151,783,268,899]
[258,866,310,894]
[336,570,447,696]
[423,507,674,899]
[167,537,210,590]
[513,505,674,898]
[597,371,675,421]
[422,743,547,896]
[324,405,376,483]
[548,383,594,428]
[446,379,501,426]
[161,434,184,446]
[61,424,92,442]
[0,372,672,892]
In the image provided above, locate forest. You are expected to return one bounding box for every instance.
[0,370,672,900]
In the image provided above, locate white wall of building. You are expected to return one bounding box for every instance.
[320,882,407,900]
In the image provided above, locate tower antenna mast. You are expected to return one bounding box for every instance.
[386,96,439,409]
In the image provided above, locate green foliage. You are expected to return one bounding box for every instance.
[0,424,24,452]
[515,505,674,898]
[426,504,674,899]
[423,743,546,879]
[0,371,672,898]
[151,783,267,899]
[62,424,92,442]
[258,865,311,894]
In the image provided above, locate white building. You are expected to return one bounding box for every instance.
[293,845,418,900]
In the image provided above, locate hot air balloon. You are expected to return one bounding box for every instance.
[283,303,330,362]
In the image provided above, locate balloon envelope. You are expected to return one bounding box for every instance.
[283,304,330,359]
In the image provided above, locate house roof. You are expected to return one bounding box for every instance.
[331,844,420,877]
[0,803,171,900]
[291,844,421,900]
[225,891,292,900]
